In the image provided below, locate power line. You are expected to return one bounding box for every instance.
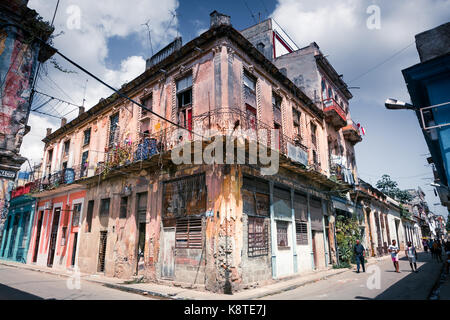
[243,1,258,24]
[348,41,415,84]
[52,48,205,140]
[33,90,82,108]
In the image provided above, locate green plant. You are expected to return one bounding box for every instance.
[376,174,413,203]
[335,214,361,265]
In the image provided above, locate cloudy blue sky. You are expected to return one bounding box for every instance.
[25,0,450,218]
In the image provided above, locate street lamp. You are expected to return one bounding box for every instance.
[384,98,418,110]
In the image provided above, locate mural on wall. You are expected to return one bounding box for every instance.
[0,179,14,240]
[0,26,37,153]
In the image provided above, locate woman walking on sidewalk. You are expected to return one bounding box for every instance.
[388,240,400,273]
[405,241,418,273]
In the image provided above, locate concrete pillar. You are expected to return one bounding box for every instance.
[0,215,9,257]
[322,200,329,266]
[269,181,277,278]
[24,204,36,263]
[290,188,298,273]
[3,214,14,259]
[306,193,315,270]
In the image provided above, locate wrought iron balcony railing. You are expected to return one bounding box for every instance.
[31,107,328,190]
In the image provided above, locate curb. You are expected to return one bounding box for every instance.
[428,263,446,300]
[101,283,179,300]
[0,256,389,300]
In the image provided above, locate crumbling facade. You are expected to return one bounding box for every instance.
[0,0,54,243]
[19,11,374,293]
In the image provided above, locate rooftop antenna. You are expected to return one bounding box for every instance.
[168,10,180,38]
[243,1,258,24]
[82,78,88,108]
[142,20,154,57]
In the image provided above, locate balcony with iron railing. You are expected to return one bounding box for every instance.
[28,108,343,191]
[30,164,87,193]
[342,120,362,144]
[323,98,347,129]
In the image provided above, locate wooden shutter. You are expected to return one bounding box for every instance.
[175,217,202,249]
[310,197,323,231]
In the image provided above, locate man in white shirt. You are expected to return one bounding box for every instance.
[388,239,400,273]
[405,241,418,273]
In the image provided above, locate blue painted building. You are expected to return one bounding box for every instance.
[402,22,450,214]
[0,191,36,263]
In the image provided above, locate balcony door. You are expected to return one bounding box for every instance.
[47,208,61,267]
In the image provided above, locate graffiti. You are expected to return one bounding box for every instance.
[0,27,37,151]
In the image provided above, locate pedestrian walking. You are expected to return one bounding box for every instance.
[354,239,365,273]
[388,239,400,273]
[423,239,428,252]
[436,240,443,262]
[445,239,450,274]
[405,241,418,272]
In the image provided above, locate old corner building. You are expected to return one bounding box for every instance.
[4,11,377,293]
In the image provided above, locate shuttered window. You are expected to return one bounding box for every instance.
[296,221,308,245]
[310,197,323,231]
[294,192,307,221]
[175,217,202,249]
[273,187,291,219]
[248,216,269,257]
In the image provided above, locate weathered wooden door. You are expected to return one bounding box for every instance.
[161,227,175,279]
[312,230,318,269]
[47,208,61,267]
[33,212,43,263]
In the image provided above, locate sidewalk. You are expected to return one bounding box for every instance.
[0,255,391,300]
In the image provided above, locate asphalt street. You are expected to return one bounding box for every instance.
[260,251,443,300]
[0,265,154,300]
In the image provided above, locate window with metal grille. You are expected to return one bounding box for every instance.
[100,198,110,216]
[86,200,94,233]
[83,128,91,145]
[72,203,82,227]
[119,196,128,219]
[97,231,107,272]
[175,217,202,249]
[109,113,119,147]
[296,221,308,245]
[162,174,207,221]
[276,221,289,247]
[248,216,269,257]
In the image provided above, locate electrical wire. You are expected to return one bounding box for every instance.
[347,41,415,84]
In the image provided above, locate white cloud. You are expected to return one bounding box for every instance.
[21,0,179,167]
[271,0,450,217]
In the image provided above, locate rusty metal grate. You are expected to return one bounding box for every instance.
[296,221,308,245]
[97,231,108,272]
[248,217,269,257]
[175,217,202,249]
